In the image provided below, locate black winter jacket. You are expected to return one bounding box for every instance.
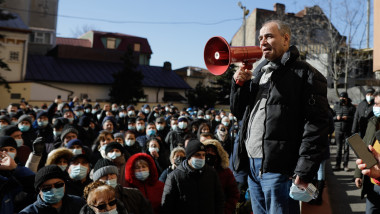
[230,45,330,182]
[351,99,374,136]
[161,160,224,214]
[333,102,356,133]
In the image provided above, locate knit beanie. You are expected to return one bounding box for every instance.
[36,111,48,119]
[113,132,124,140]
[92,158,119,181]
[0,125,19,137]
[34,165,66,191]
[178,116,188,123]
[0,136,17,149]
[185,139,205,159]
[102,116,116,127]
[65,139,83,149]
[105,142,124,155]
[366,88,375,94]
[0,115,11,124]
[17,115,32,125]
[60,126,79,141]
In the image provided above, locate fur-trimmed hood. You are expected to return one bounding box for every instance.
[202,139,229,169]
[124,153,159,186]
[46,147,74,166]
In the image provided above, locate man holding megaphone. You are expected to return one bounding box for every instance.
[229,20,330,214]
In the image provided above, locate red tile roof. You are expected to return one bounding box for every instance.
[56,37,92,48]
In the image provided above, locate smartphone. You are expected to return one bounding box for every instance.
[347,133,378,169]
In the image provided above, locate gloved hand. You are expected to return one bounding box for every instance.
[33,137,45,156]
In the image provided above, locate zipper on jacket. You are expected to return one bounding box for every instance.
[259,78,273,178]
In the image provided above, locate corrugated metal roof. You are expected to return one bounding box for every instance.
[56,37,92,48]
[25,55,191,89]
[0,12,28,30]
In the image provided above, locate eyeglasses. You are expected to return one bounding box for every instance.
[90,199,117,210]
[40,182,65,192]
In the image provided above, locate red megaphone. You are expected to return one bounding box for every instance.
[204,36,262,85]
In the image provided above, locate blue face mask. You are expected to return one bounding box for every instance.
[53,131,62,137]
[38,120,49,127]
[71,148,82,155]
[149,147,159,153]
[58,164,67,171]
[15,139,23,147]
[191,157,205,169]
[147,129,156,136]
[85,109,91,114]
[135,171,150,181]
[136,125,145,132]
[69,165,88,180]
[366,95,374,103]
[289,183,318,202]
[222,122,229,127]
[156,124,164,131]
[7,152,16,160]
[373,106,380,117]
[98,208,118,214]
[18,124,30,132]
[105,178,118,188]
[107,152,121,160]
[178,122,187,129]
[67,118,74,124]
[119,113,126,118]
[42,186,65,204]
[128,125,136,131]
[125,139,135,146]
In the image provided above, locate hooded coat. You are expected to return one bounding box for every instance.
[203,139,240,214]
[124,153,164,214]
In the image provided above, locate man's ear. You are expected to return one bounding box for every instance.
[283,33,290,47]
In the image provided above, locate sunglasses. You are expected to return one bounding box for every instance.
[40,182,65,192]
[91,199,117,210]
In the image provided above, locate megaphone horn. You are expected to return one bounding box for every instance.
[204,36,262,85]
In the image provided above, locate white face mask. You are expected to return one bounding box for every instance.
[125,139,135,146]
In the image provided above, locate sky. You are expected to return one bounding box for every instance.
[56,0,372,70]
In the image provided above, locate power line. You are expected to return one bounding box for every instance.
[3,6,242,25]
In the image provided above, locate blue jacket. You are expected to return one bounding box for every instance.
[19,193,85,214]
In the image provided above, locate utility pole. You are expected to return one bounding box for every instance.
[367,0,370,48]
[238,2,249,46]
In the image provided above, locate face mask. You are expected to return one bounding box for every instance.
[97,114,101,120]
[75,111,83,117]
[85,109,91,114]
[135,171,150,181]
[58,164,67,171]
[206,154,217,166]
[165,107,169,112]
[15,139,23,147]
[136,125,145,131]
[156,124,164,131]
[191,157,205,169]
[205,115,211,120]
[154,113,159,118]
[92,109,97,114]
[171,125,178,130]
[107,152,121,160]
[366,95,374,103]
[67,117,74,124]
[149,147,159,153]
[11,121,18,125]
[147,129,156,136]
[174,156,185,166]
[7,152,16,160]
[222,122,229,127]
[105,178,118,188]
[125,139,135,146]
[119,113,126,118]
[98,208,118,214]
[229,116,234,121]
[9,112,16,117]
[71,148,82,155]
[289,183,317,202]
[128,111,135,117]
[178,122,187,129]
[53,131,62,137]
[144,109,150,114]
[215,118,221,122]
[112,108,118,112]
[128,125,136,131]
[38,120,48,127]
[41,186,65,204]
[374,106,380,117]
[100,145,107,151]
[18,124,30,132]
[0,124,7,130]
[83,127,89,131]
[69,165,88,180]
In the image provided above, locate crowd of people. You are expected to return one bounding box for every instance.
[0,97,243,214]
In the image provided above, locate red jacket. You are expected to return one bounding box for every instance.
[124,153,164,214]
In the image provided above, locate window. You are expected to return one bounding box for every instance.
[106,38,116,49]
[9,51,19,61]
[134,43,141,52]
[10,93,21,99]
[30,32,51,44]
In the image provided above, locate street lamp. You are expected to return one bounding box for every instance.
[238,2,250,46]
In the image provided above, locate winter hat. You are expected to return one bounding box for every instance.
[178,116,188,123]
[113,132,124,140]
[69,153,90,165]
[65,139,83,149]
[197,111,205,116]
[36,111,48,119]
[0,136,17,149]
[102,116,116,127]
[127,105,135,111]
[60,126,79,141]
[339,92,348,99]
[53,117,69,129]
[34,165,66,191]
[366,88,375,94]
[170,146,186,162]
[0,115,11,124]
[185,139,206,159]
[17,115,32,125]
[105,142,124,155]
[46,148,74,166]
[92,158,119,181]
[155,117,165,123]
[0,125,19,137]
[84,104,92,110]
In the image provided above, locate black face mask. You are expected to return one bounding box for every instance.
[206,154,217,167]
[174,156,185,166]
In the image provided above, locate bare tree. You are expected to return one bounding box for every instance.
[70,24,97,37]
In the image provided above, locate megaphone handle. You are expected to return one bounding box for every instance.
[235,62,253,86]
